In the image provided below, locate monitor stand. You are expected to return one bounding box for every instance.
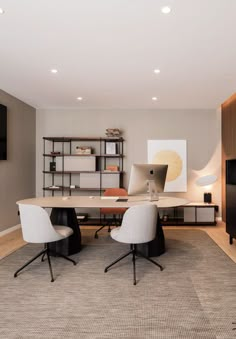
[148,180,159,201]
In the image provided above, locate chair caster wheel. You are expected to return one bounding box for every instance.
[104,268,108,273]
[160,267,164,271]
[94,234,98,239]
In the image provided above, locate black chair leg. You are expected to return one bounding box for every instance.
[132,246,136,285]
[104,244,163,285]
[14,248,46,278]
[14,244,76,282]
[94,224,107,238]
[104,249,133,272]
[136,250,163,271]
[52,251,77,265]
[41,244,47,261]
[46,245,54,282]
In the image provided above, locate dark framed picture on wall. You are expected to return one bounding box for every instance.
[0,104,7,160]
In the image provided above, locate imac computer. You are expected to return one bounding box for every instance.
[128,164,168,201]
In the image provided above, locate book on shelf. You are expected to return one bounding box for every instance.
[105,142,116,155]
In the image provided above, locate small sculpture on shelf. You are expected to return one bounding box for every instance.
[105,128,121,137]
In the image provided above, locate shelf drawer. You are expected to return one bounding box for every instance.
[57,156,96,171]
[196,207,215,222]
[80,173,120,189]
[183,207,195,222]
[80,173,100,188]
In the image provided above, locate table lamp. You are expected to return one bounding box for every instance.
[196,174,217,203]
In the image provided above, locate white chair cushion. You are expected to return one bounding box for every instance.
[54,225,74,238]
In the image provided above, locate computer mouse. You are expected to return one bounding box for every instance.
[62,197,69,201]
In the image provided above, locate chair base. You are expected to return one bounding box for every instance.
[94,224,111,239]
[14,244,76,282]
[94,215,121,239]
[104,244,163,285]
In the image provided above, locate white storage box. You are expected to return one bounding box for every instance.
[101,174,120,188]
[57,156,96,171]
[80,173,100,188]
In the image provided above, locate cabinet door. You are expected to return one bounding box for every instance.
[183,207,195,222]
[196,207,215,222]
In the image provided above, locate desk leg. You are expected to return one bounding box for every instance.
[136,213,165,257]
[50,208,81,256]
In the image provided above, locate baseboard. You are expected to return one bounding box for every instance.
[0,224,21,238]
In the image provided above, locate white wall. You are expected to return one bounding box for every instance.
[36,108,221,214]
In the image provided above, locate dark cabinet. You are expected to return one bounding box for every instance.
[226,159,236,244]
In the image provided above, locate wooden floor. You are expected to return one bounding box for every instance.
[0,228,26,260]
[0,222,236,263]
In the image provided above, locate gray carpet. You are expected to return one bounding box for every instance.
[0,229,236,339]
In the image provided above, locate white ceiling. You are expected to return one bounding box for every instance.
[0,0,236,110]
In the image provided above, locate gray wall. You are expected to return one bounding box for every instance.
[36,108,221,215]
[0,90,36,232]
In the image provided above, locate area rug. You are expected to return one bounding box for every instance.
[0,229,236,339]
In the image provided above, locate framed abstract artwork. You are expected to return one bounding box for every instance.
[148,140,187,192]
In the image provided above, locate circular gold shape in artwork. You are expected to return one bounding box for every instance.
[153,150,182,182]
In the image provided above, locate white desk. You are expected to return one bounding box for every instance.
[17,195,187,209]
[17,195,188,255]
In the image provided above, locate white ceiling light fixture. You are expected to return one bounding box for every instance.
[154,69,160,74]
[77,97,83,101]
[161,6,171,14]
[50,69,58,74]
[0,8,5,14]
[152,97,158,101]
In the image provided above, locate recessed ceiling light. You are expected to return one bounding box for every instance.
[50,69,58,74]
[161,6,171,14]
[0,8,5,14]
[77,97,83,101]
[154,69,160,74]
[152,97,158,101]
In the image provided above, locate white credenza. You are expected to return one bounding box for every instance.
[160,202,218,225]
[183,202,217,225]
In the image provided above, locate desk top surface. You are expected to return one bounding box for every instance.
[17,195,188,209]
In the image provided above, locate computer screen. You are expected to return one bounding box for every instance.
[128,164,168,200]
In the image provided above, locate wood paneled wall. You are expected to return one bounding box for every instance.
[222,93,236,220]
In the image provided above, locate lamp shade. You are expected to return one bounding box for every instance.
[196,175,217,187]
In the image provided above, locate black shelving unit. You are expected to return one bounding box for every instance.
[43,136,124,197]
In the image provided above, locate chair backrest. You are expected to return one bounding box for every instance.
[100,188,128,215]
[113,204,158,244]
[18,204,64,243]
